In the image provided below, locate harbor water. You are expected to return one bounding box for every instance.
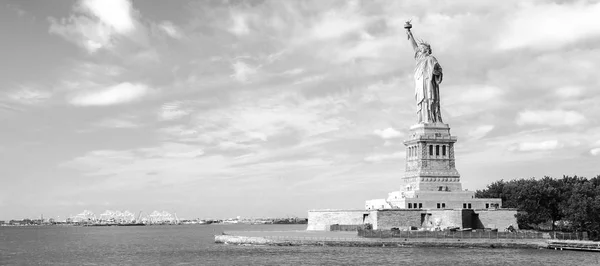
[1,224,599,265]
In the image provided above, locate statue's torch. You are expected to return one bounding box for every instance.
[404,20,412,39]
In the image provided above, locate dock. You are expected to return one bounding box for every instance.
[547,240,600,252]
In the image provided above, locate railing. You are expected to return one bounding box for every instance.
[357,230,587,240]
[262,236,374,242]
[549,231,588,240]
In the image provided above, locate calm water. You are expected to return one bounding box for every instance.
[1,224,599,265]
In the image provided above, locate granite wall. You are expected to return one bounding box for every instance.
[474,209,518,230]
[306,210,368,231]
[373,209,422,230]
[308,208,518,231]
[420,209,466,229]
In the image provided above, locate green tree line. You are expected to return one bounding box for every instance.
[475,175,600,236]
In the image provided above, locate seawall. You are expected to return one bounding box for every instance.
[215,234,548,249]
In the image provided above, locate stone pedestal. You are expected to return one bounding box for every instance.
[365,122,503,211]
[402,123,461,193]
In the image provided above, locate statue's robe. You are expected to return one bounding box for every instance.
[414,50,443,123]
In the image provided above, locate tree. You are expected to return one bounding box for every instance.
[476,175,600,232]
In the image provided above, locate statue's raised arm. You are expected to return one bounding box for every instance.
[404,21,418,52]
[404,21,444,124]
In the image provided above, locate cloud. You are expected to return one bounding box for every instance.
[468,125,494,140]
[7,87,52,105]
[591,148,600,156]
[282,68,305,76]
[555,86,584,99]
[158,21,182,39]
[141,143,204,159]
[364,152,405,163]
[6,3,28,18]
[497,1,600,50]
[230,61,259,83]
[60,143,227,189]
[157,91,352,155]
[310,6,365,40]
[80,0,135,33]
[92,115,140,128]
[373,128,403,139]
[62,149,136,171]
[444,86,505,117]
[158,101,192,121]
[508,140,561,152]
[516,110,586,127]
[293,75,325,85]
[0,103,23,113]
[457,86,503,103]
[228,12,250,36]
[48,15,112,53]
[69,82,150,106]
[48,0,137,53]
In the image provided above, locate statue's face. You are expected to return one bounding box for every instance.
[420,45,431,55]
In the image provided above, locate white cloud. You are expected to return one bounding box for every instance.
[147,142,204,159]
[60,143,223,189]
[458,86,503,103]
[498,1,600,50]
[293,75,324,85]
[373,128,403,139]
[169,92,349,149]
[444,85,505,117]
[158,101,192,121]
[468,125,494,140]
[49,16,114,53]
[92,116,140,128]
[48,0,137,53]
[80,0,135,33]
[0,103,23,112]
[282,68,305,76]
[508,140,561,152]
[591,148,600,156]
[329,35,394,64]
[62,149,136,171]
[218,141,256,151]
[516,110,586,127]
[229,13,250,36]
[158,21,182,39]
[230,61,258,83]
[310,8,364,40]
[555,86,584,99]
[8,87,51,105]
[364,152,405,163]
[158,125,198,138]
[69,82,150,106]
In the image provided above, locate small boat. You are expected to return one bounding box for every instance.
[117,223,146,226]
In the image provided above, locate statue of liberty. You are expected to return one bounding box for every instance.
[405,21,443,124]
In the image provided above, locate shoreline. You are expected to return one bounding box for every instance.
[215,231,598,250]
[215,234,547,249]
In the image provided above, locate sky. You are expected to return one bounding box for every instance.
[1,0,599,220]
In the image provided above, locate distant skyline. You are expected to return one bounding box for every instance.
[1,0,599,220]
